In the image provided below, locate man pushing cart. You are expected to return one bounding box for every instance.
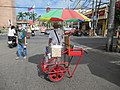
[41,23,87,82]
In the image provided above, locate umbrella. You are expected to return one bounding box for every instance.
[65,19,84,22]
[76,11,90,22]
[39,9,85,21]
[66,11,90,22]
[79,13,90,22]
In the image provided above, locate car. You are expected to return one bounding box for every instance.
[41,26,47,33]
[44,29,51,35]
[64,27,76,35]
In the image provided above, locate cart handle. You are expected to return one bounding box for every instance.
[62,42,69,46]
[62,42,88,54]
[70,48,88,54]
[84,50,88,54]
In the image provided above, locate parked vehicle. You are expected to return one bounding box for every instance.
[73,30,89,36]
[41,26,47,33]
[31,30,35,36]
[44,29,50,35]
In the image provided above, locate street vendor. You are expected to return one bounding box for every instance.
[48,22,63,45]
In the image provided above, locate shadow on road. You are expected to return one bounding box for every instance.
[28,54,44,64]
[94,45,118,53]
[88,62,120,87]
[28,53,120,85]
[84,51,120,87]
[37,63,51,82]
[28,54,51,82]
[67,49,120,87]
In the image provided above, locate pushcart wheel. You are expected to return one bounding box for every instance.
[49,65,65,82]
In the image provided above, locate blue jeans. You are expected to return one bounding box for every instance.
[17,43,27,58]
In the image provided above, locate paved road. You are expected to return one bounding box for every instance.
[71,36,117,49]
[0,33,120,90]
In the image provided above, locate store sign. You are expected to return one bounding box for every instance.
[87,10,105,18]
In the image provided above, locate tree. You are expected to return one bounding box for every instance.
[29,12,37,21]
[24,12,30,20]
[17,12,25,20]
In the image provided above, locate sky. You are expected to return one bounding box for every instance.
[16,0,74,16]
[16,0,109,17]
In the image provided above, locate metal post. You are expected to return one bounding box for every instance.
[94,0,98,36]
[106,0,116,51]
[91,0,94,36]
[95,0,102,36]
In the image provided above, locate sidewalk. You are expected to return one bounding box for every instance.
[0,33,7,36]
[71,40,120,57]
[70,39,120,87]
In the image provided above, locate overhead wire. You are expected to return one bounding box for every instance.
[80,0,89,8]
[73,0,83,9]
[0,5,92,9]
[0,0,95,10]
[80,0,92,10]
[0,0,109,9]
[72,0,81,8]
[78,0,109,12]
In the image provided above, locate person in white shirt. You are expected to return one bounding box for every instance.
[8,25,16,41]
[48,23,63,45]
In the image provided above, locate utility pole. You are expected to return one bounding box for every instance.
[94,0,98,36]
[91,0,94,36]
[106,0,116,51]
[68,0,70,9]
[95,0,102,35]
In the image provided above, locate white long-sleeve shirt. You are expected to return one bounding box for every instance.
[8,28,16,36]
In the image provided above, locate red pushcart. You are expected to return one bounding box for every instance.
[41,35,87,82]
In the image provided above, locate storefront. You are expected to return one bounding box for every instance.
[83,6,108,36]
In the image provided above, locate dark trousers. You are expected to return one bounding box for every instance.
[8,36,14,41]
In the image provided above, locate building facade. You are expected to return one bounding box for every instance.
[83,0,120,37]
[83,6,108,36]
[0,0,16,28]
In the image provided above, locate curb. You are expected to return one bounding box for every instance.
[71,41,120,56]
[0,33,7,36]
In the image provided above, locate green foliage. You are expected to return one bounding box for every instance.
[17,12,25,20]
[17,12,37,20]
[115,8,120,26]
[24,12,30,20]
[29,12,37,20]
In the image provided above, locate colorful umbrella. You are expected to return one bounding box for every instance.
[75,11,90,22]
[65,19,84,22]
[66,11,90,22]
[39,9,85,21]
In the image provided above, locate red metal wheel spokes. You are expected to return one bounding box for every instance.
[49,65,65,82]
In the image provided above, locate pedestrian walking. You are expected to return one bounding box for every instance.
[7,25,16,41]
[16,25,27,60]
